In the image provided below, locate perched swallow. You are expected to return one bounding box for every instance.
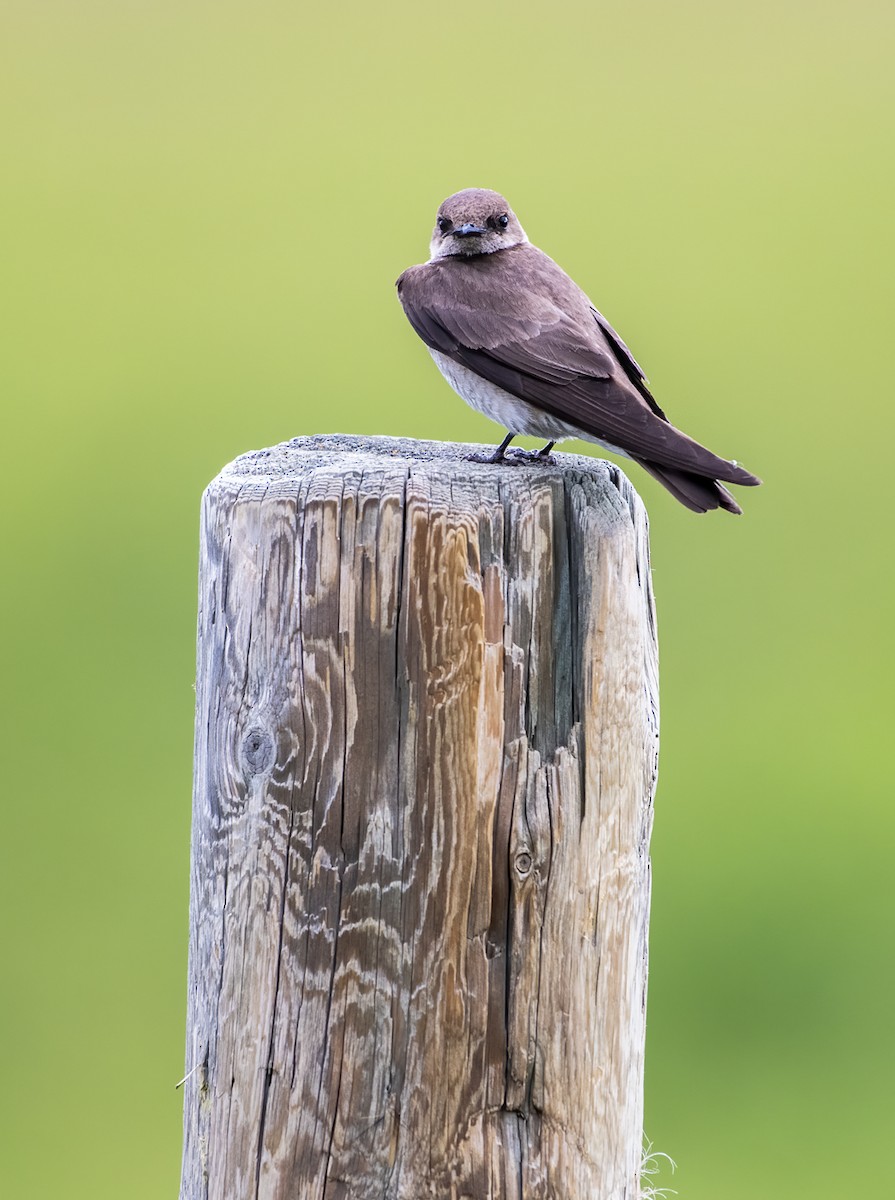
[397,187,761,513]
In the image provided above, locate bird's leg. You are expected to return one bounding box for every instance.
[467,431,516,464]
[509,439,557,464]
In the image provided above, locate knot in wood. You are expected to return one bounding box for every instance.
[240,726,275,775]
[513,849,534,879]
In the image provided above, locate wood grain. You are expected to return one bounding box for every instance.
[180,435,659,1200]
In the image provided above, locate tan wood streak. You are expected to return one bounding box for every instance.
[181,436,659,1200]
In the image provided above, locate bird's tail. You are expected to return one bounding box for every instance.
[634,458,757,514]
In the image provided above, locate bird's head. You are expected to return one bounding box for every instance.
[429,188,527,260]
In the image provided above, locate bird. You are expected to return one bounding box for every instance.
[396,187,761,513]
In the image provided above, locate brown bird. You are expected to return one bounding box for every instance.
[397,187,761,513]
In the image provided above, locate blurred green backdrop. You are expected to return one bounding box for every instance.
[1,1,892,1196]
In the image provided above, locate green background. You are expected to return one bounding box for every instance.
[2,2,892,1195]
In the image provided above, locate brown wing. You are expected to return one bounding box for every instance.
[398,245,759,486]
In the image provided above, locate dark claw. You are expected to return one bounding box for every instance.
[465,431,517,465]
[466,450,517,464]
[506,441,557,465]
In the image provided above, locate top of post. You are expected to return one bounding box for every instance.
[210,434,646,525]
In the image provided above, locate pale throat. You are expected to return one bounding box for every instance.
[428,228,528,262]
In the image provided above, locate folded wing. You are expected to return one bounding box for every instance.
[397,247,760,488]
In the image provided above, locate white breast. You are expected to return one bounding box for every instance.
[429,350,583,442]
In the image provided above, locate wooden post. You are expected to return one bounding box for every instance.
[180,434,659,1200]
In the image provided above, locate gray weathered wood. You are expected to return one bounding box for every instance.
[181,434,659,1200]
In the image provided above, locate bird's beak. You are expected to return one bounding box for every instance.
[453,223,487,237]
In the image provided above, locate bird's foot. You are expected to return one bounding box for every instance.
[466,432,518,465]
[466,449,518,465]
[506,441,557,465]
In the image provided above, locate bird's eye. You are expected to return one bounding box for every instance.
[498,214,509,228]
[437,217,452,233]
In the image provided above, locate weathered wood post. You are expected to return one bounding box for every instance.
[181,434,659,1200]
